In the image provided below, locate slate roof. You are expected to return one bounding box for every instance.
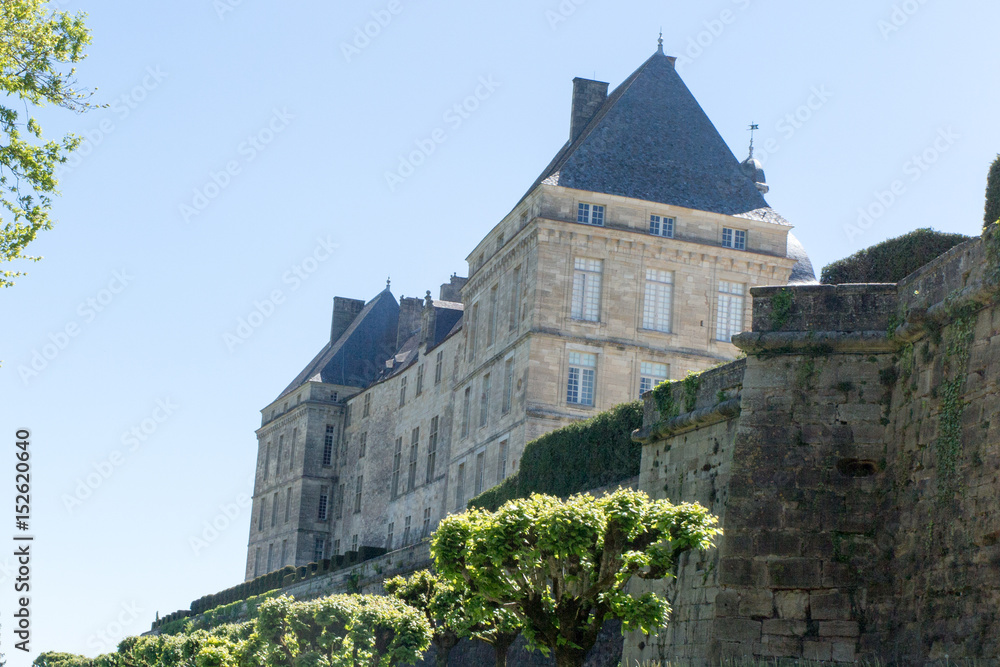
[520,50,789,226]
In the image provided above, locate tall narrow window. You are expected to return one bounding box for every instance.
[323,425,335,466]
[716,281,746,342]
[386,522,394,550]
[566,352,597,406]
[345,403,352,428]
[354,476,363,513]
[407,428,419,492]
[498,439,509,482]
[649,214,675,238]
[271,493,279,527]
[416,365,425,396]
[455,463,466,511]
[426,416,439,482]
[640,362,669,396]
[403,516,412,545]
[434,351,443,384]
[722,227,747,250]
[502,358,514,414]
[509,265,522,331]
[254,547,261,577]
[642,268,673,333]
[276,436,284,476]
[264,443,272,478]
[571,258,602,321]
[267,543,274,571]
[461,387,471,438]
[333,539,340,556]
[358,432,367,458]
[474,451,486,496]
[399,376,407,407]
[351,534,358,553]
[284,487,292,523]
[336,483,345,519]
[290,428,297,469]
[479,373,491,427]
[313,537,324,562]
[577,203,605,226]
[281,540,288,567]
[487,284,499,346]
[467,302,479,361]
[318,488,328,521]
[363,393,371,417]
[392,437,403,497]
[257,502,265,531]
[422,507,432,537]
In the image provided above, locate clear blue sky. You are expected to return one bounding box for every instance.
[1,0,998,659]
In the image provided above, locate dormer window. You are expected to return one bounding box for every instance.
[722,227,746,250]
[577,203,604,226]
[649,214,674,238]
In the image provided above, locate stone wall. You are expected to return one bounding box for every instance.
[627,232,1000,664]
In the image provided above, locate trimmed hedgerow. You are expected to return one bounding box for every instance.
[986,154,1000,230]
[820,228,970,285]
[468,401,643,512]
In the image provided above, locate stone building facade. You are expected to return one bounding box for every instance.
[244,46,816,580]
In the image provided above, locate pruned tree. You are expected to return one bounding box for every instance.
[431,488,721,667]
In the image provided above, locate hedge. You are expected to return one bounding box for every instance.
[986,154,1000,230]
[468,400,643,511]
[820,228,970,284]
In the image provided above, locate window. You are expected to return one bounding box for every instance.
[422,507,431,537]
[336,483,345,519]
[475,451,486,496]
[461,387,471,438]
[416,365,424,396]
[264,443,272,478]
[407,428,419,492]
[403,516,412,545]
[290,428,297,469]
[351,534,358,553]
[363,393,371,417]
[434,351,443,384]
[479,373,491,428]
[345,403,352,427]
[387,522,394,550]
[487,284,499,346]
[323,425,335,467]
[318,489,329,521]
[399,376,407,407]
[332,539,340,557]
[354,476,363,513]
[331,391,338,402]
[467,302,479,361]
[716,281,746,342]
[276,436,284,475]
[571,258,602,321]
[284,487,292,523]
[392,437,403,497]
[567,352,596,406]
[257,502,265,531]
[502,358,514,414]
[649,214,675,238]
[640,362,669,395]
[455,463,466,511]
[722,227,747,250]
[271,493,279,527]
[359,432,367,458]
[267,543,274,571]
[254,547,261,577]
[426,416,438,482]
[509,265,522,331]
[577,202,605,226]
[498,439,509,482]
[642,269,673,333]
[313,537,324,562]
[281,540,288,567]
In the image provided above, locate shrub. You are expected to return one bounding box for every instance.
[821,227,970,284]
[986,154,1000,229]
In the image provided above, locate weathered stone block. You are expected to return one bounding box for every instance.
[810,591,851,620]
[831,639,857,662]
[768,559,822,589]
[756,634,802,658]
[714,618,761,643]
[715,590,740,617]
[801,639,833,661]
[719,558,752,586]
[774,590,809,619]
[762,618,807,636]
[738,590,774,618]
[819,620,860,637]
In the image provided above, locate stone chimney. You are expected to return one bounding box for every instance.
[439,274,468,303]
[330,297,365,342]
[570,78,609,142]
[421,291,436,348]
[396,296,423,350]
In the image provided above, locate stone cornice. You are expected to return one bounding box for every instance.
[632,397,742,444]
[732,330,895,355]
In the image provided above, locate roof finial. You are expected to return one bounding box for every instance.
[386,276,391,290]
[747,122,759,159]
[657,29,664,54]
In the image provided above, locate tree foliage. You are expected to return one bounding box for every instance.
[0,0,95,287]
[431,488,721,667]
[986,154,1000,230]
[820,227,970,285]
[33,653,93,667]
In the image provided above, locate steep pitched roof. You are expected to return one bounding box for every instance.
[276,289,400,400]
[523,50,788,225]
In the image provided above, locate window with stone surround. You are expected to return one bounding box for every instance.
[716,280,746,342]
[323,426,334,466]
[354,476,363,514]
[392,437,403,497]
[640,362,669,396]
[455,463,466,511]
[509,265,522,331]
[488,283,499,346]
[403,515,412,545]
[267,543,274,571]
[427,416,438,482]
[649,214,675,238]
[359,432,367,458]
[271,493,278,527]
[722,227,747,250]
[642,269,673,333]
[351,534,358,553]
[498,439,509,482]
[571,258,602,322]
[577,202,605,226]
[281,539,288,567]
[276,435,284,476]
[474,451,486,496]
[416,364,424,396]
[407,428,419,492]
[399,375,407,407]
[461,387,471,438]
[422,507,431,537]
[362,392,371,417]
[566,352,596,406]
[284,487,291,523]
[336,483,345,519]
[467,302,479,361]
[318,488,328,521]
[386,522,394,550]
[313,537,324,562]
[434,351,443,384]
[502,358,514,414]
[333,539,340,557]
[254,547,261,577]
[479,373,491,428]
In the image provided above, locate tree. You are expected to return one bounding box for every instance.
[431,488,721,667]
[0,0,95,288]
[32,653,93,667]
[986,154,1000,230]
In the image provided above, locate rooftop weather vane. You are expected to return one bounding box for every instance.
[747,122,759,158]
[386,276,391,290]
[657,29,664,54]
